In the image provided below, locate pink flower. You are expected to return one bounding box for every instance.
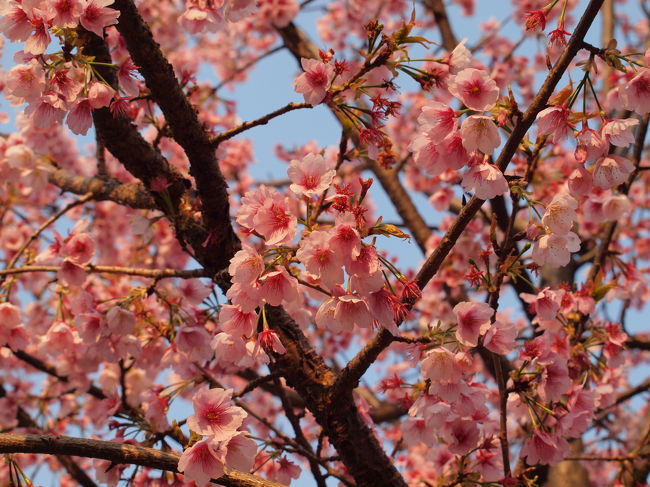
[62,232,95,265]
[483,320,517,354]
[460,115,501,155]
[58,259,87,287]
[521,430,568,465]
[567,165,592,196]
[574,127,608,163]
[448,38,472,74]
[187,388,246,440]
[228,245,264,284]
[520,287,562,321]
[601,118,639,147]
[251,191,297,246]
[448,68,499,111]
[256,0,299,28]
[453,301,494,347]
[105,306,135,335]
[536,105,573,142]
[443,419,480,455]
[539,354,571,401]
[621,68,650,114]
[421,348,461,384]
[218,304,257,337]
[257,329,286,355]
[329,213,361,265]
[532,232,580,267]
[593,155,634,188]
[296,229,344,287]
[524,9,547,32]
[5,62,45,102]
[224,431,257,471]
[80,0,120,37]
[541,193,578,235]
[51,0,85,28]
[418,101,458,143]
[87,81,114,108]
[175,325,213,362]
[258,267,300,306]
[67,98,93,135]
[179,4,223,34]
[461,162,509,200]
[24,15,51,55]
[287,152,336,196]
[224,0,257,22]
[178,279,212,306]
[177,439,225,487]
[293,58,335,105]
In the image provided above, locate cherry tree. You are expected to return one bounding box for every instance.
[0,0,649,486]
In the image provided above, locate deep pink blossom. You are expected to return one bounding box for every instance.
[293,58,335,105]
[187,388,246,440]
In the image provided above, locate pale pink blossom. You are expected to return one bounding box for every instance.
[51,0,85,28]
[251,191,297,246]
[539,354,572,401]
[574,127,608,163]
[329,213,361,264]
[228,245,264,284]
[26,92,66,129]
[521,430,568,465]
[256,0,299,28]
[58,259,87,287]
[453,301,493,347]
[24,15,51,55]
[296,229,344,287]
[443,419,480,455]
[460,115,501,155]
[218,304,257,337]
[224,0,257,22]
[601,118,639,147]
[287,152,336,196]
[62,232,95,265]
[418,101,458,143]
[535,105,573,142]
[67,98,93,135]
[87,81,114,108]
[593,155,634,188]
[177,439,225,487]
[567,165,592,196]
[258,267,300,306]
[520,287,562,321]
[448,68,499,111]
[179,4,223,33]
[257,329,286,355]
[80,0,120,37]
[420,348,461,385]
[602,194,631,221]
[224,431,257,471]
[5,62,45,102]
[293,58,335,105]
[105,306,135,335]
[0,3,33,41]
[175,325,213,362]
[178,279,212,306]
[187,388,246,440]
[532,232,580,267]
[448,38,472,74]
[541,193,578,235]
[461,162,509,200]
[483,319,517,354]
[621,68,650,114]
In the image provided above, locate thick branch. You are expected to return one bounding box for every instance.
[0,434,285,487]
[48,168,156,209]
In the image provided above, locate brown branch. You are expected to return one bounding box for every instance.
[0,433,285,487]
[0,265,209,279]
[48,168,156,209]
[626,337,650,351]
[111,0,239,272]
[422,0,458,51]
[334,0,607,393]
[210,102,313,147]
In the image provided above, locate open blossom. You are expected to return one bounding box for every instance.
[621,68,650,114]
[80,0,120,37]
[447,68,499,111]
[251,191,297,246]
[187,388,246,440]
[296,229,344,287]
[521,430,568,465]
[228,245,264,284]
[592,155,634,188]
[541,193,578,235]
[258,267,300,306]
[287,153,336,196]
[574,127,608,163]
[417,101,457,143]
[293,58,335,105]
[532,232,580,267]
[448,38,472,74]
[461,162,509,200]
[601,118,639,147]
[178,439,226,486]
[257,329,286,355]
[6,62,45,102]
[536,105,573,142]
[453,301,494,347]
[460,115,501,154]
[483,320,517,354]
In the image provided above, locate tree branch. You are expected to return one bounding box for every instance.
[0,434,285,487]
